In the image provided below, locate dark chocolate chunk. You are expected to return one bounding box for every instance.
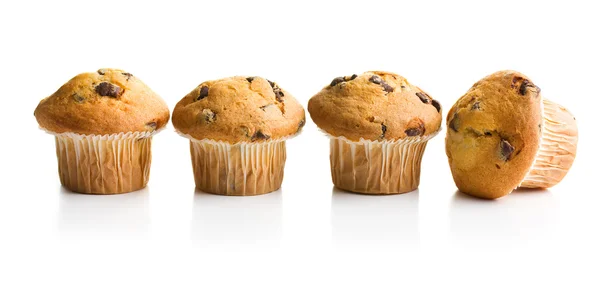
[519,79,540,96]
[95,82,121,97]
[197,86,209,101]
[330,77,345,87]
[202,109,216,123]
[449,114,459,132]
[267,80,275,88]
[298,119,305,132]
[382,82,394,93]
[499,139,515,161]
[381,123,387,138]
[72,93,85,103]
[122,72,133,80]
[251,130,271,141]
[471,101,481,110]
[349,74,358,80]
[246,76,255,83]
[415,92,430,104]
[432,100,441,113]
[274,88,284,102]
[369,75,382,85]
[405,123,425,137]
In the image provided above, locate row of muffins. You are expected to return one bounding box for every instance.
[34,69,578,199]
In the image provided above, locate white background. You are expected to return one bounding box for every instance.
[1,0,599,287]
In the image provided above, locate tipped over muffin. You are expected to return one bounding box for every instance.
[445,70,578,199]
[172,76,305,196]
[34,68,170,194]
[308,71,442,194]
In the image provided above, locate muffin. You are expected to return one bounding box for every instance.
[445,70,578,199]
[308,71,442,194]
[34,68,170,194]
[172,76,305,196]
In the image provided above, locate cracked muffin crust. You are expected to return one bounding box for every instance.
[34,68,170,135]
[308,71,442,141]
[445,70,543,199]
[172,76,305,143]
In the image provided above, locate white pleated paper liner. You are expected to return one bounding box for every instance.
[520,98,578,189]
[41,127,164,195]
[321,129,440,195]
[175,130,302,196]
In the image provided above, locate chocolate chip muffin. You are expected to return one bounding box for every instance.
[308,71,442,194]
[172,76,305,196]
[34,68,170,194]
[446,70,578,199]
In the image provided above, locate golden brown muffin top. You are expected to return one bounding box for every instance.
[34,68,170,135]
[445,70,543,199]
[172,76,306,143]
[307,71,442,141]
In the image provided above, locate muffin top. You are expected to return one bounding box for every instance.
[172,76,306,143]
[445,70,543,199]
[34,68,170,135]
[307,71,442,141]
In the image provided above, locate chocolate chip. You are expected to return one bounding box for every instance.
[382,82,394,93]
[97,69,106,75]
[471,101,481,110]
[381,123,387,138]
[432,100,441,113]
[246,77,255,83]
[415,92,430,104]
[499,139,515,161]
[72,93,85,103]
[274,88,284,102]
[400,85,406,89]
[122,72,133,80]
[146,121,157,131]
[298,119,305,132]
[405,125,425,136]
[330,77,345,87]
[251,130,271,141]
[369,75,382,85]
[267,80,275,88]
[349,74,358,80]
[519,79,540,96]
[95,82,121,97]
[197,86,209,101]
[202,109,216,123]
[449,114,459,132]
[495,164,501,169]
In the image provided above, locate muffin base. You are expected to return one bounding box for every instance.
[53,131,155,195]
[520,98,578,188]
[329,132,438,195]
[189,139,287,196]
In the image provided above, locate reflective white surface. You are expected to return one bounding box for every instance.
[2,0,599,286]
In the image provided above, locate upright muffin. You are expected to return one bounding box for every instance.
[308,71,442,194]
[445,70,578,199]
[172,76,305,196]
[34,68,170,194]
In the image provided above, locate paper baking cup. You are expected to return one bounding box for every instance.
[520,99,578,188]
[185,137,287,196]
[49,130,158,195]
[328,131,439,195]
